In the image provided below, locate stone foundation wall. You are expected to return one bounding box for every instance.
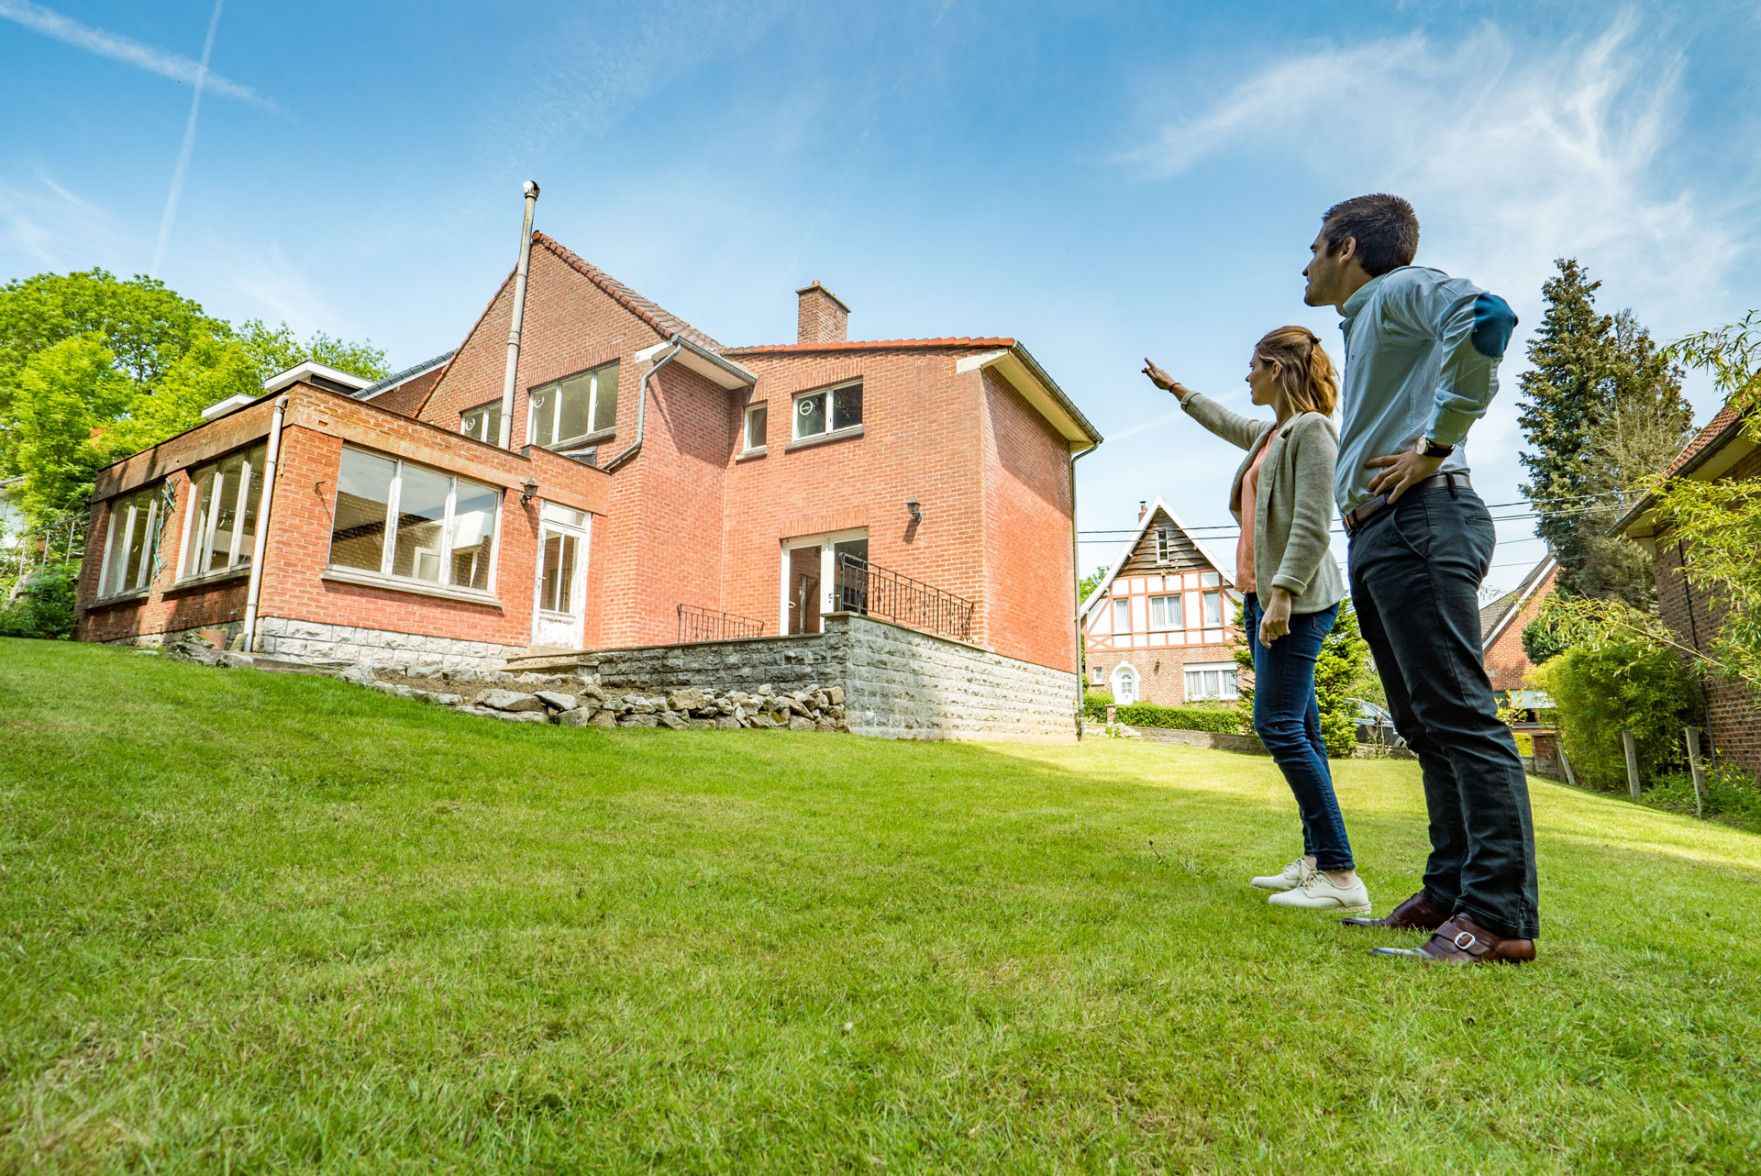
[584,612,1078,743]
[255,617,524,672]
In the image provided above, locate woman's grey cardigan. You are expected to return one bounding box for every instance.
[1179,391,1346,616]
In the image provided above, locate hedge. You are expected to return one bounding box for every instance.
[1082,694,1246,735]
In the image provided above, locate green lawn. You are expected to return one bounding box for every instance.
[2,640,1759,1172]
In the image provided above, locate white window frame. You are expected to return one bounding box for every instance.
[178,445,263,583]
[325,447,501,595]
[1202,589,1224,628]
[1112,596,1131,634]
[1148,592,1183,631]
[527,360,618,451]
[1185,661,1239,702]
[96,486,163,600]
[791,379,863,442]
[1155,525,1172,565]
[460,401,502,444]
[742,401,768,454]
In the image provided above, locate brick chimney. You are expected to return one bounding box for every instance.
[796,281,850,344]
[1138,500,1149,521]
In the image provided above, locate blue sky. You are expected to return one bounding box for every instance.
[4,0,1760,595]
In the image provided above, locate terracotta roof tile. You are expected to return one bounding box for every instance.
[532,232,722,352]
[725,337,1015,355]
[1665,402,1743,476]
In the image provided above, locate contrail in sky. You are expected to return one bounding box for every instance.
[0,0,273,110]
[151,0,224,277]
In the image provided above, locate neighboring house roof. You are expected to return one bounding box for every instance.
[356,351,454,401]
[1615,401,1757,540]
[1079,496,1237,620]
[1479,554,1557,648]
[533,232,722,353]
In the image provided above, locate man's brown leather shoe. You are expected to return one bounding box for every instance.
[1371,914,1536,965]
[1338,890,1450,931]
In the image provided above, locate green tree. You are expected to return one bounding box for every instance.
[1517,260,1692,607]
[235,319,387,383]
[8,336,135,521]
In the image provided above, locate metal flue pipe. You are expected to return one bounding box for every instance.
[497,180,540,449]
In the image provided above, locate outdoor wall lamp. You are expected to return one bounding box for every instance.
[906,499,922,522]
[520,477,539,506]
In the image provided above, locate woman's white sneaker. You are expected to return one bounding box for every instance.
[1266,869,1372,913]
[1250,857,1313,891]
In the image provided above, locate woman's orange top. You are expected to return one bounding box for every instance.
[1235,437,1272,595]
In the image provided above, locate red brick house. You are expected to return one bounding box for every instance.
[75,222,1101,692]
[1079,498,1240,706]
[1615,402,1761,776]
[1479,554,1558,696]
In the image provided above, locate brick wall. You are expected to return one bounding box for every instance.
[1483,566,1557,692]
[979,367,1078,671]
[716,349,993,657]
[1085,643,1239,707]
[1652,474,1761,777]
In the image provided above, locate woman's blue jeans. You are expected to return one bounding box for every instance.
[1242,594,1354,871]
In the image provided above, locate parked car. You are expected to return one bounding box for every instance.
[1350,698,1404,748]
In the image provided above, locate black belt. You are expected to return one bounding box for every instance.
[1342,473,1471,537]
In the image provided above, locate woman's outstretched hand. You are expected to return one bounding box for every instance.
[1141,358,1192,402]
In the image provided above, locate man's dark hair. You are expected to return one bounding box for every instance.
[1321,194,1419,276]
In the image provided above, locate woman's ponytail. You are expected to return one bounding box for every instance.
[1255,325,1338,416]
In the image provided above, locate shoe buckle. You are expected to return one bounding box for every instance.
[1452,931,1479,952]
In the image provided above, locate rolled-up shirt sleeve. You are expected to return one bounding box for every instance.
[1384,273,1519,448]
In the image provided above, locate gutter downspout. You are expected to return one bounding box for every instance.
[497,180,541,449]
[241,394,288,653]
[1069,439,1099,740]
[604,337,684,472]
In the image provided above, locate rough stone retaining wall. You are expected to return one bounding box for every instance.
[255,617,524,672]
[585,613,1078,743]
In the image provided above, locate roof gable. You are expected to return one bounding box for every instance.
[1479,554,1557,647]
[533,232,721,353]
[1080,498,1235,619]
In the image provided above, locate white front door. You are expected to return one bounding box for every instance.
[1112,663,1140,705]
[532,504,589,649]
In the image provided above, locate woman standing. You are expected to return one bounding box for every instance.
[1142,328,1369,913]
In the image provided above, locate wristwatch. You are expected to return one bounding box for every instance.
[1420,436,1455,459]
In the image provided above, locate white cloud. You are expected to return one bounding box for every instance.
[0,0,274,111]
[220,242,343,336]
[1122,12,1752,334]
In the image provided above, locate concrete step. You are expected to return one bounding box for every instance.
[502,650,598,673]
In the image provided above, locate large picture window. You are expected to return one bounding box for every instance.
[528,360,618,449]
[179,445,265,581]
[1186,662,1239,702]
[328,448,499,592]
[793,380,862,440]
[98,486,162,598]
[461,401,502,444]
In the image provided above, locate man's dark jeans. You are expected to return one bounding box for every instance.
[1347,484,1539,939]
[1243,594,1353,871]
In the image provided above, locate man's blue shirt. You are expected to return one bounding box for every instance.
[1335,265,1517,513]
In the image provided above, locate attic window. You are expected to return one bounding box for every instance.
[1155,525,1172,565]
[529,360,618,449]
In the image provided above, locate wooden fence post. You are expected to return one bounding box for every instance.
[1684,727,1709,819]
[1621,731,1642,800]
[1558,745,1577,789]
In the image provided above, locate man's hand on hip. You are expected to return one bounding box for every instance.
[1365,443,1446,503]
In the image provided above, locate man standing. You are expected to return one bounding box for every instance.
[1301,194,1538,964]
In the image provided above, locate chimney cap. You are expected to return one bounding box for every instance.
[795,280,850,314]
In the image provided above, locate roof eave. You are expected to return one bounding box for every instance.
[956,344,1103,451]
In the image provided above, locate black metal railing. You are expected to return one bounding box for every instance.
[677,603,766,644]
[835,553,975,642]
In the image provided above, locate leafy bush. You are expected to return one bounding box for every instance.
[1533,636,1690,792]
[1646,765,1761,833]
[0,565,77,639]
[1082,695,1247,735]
